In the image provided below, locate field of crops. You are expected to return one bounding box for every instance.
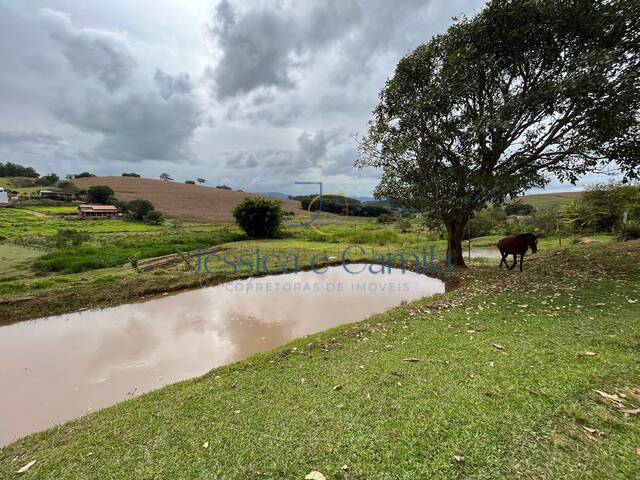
[72,176,306,223]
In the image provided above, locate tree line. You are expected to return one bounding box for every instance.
[294,195,391,218]
[466,183,640,241]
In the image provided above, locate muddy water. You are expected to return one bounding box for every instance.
[468,247,502,259]
[0,265,445,446]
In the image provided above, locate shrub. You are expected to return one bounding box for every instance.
[128,252,140,272]
[347,228,400,246]
[111,198,129,213]
[233,197,283,238]
[396,219,412,232]
[529,206,562,237]
[87,185,115,204]
[377,213,394,223]
[467,206,507,238]
[35,173,60,186]
[127,199,155,220]
[617,222,640,241]
[55,180,78,192]
[216,185,232,190]
[121,172,140,177]
[185,180,196,185]
[143,210,165,225]
[505,203,536,216]
[74,172,96,178]
[55,229,90,248]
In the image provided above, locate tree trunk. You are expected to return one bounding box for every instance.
[445,218,468,268]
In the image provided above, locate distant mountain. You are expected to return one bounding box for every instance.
[352,196,375,203]
[257,191,388,204]
[255,191,291,200]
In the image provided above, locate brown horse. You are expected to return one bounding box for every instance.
[498,233,538,272]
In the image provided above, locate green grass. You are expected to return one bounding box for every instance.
[0,208,166,238]
[0,199,616,323]
[0,244,42,280]
[22,206,79,215]
[0,242,638,478]
[0,177,58,194]
[32,229,245,273]
[0,177,12,190]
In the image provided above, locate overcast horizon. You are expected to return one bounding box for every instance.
[0,0,620,197]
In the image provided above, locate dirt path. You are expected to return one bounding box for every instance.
[22,209,47,218]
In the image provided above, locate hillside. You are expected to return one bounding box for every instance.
[72,177,305,223]
[519,191,583,209]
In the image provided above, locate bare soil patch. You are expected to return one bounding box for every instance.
[72,176,305,223]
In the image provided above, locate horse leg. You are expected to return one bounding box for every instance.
[509,254,517,270]
[499,253,507,268]
[520,252,525,272]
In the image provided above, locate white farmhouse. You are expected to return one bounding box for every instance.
[0,187,8,204]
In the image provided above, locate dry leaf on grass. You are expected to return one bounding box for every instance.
[595,390,626,408]
[17,460,36,474]
[621,408,640,415]
[452,455,465,463]
[582,426,602,440]
[403,357,420,362]
[581,351,597,356]
[202,441,209,449]
[492,343,505,350]
[305,471,326,480]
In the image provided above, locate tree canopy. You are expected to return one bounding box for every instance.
[233,197,283,238]
[357,0,640,265]
[0,162,39,178]
[86,185,115,204]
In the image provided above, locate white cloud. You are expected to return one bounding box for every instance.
[39,8,136,92]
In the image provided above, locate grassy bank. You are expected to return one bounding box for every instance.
[1,241,638,478]
[0,210,614,325]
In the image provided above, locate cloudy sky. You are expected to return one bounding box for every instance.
[0,0,614,196]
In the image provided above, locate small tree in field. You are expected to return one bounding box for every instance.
[87,185,115,204]
[233,197,283,238]
[128,199,155,221]
[357,0,640,266]
[143,210,164,225]
[159,173,173,181]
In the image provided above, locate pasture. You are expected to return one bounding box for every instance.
[517,191,584,209]
[0,207,609,325]
[1,238,638,479]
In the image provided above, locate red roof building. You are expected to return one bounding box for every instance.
[78,204,118,219]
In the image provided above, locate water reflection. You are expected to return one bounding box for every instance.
[0,265,445,446]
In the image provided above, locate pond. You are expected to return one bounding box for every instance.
[0,265,446,446]
[467,246,502,259]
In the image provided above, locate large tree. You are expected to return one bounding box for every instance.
[357,0,640,266]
